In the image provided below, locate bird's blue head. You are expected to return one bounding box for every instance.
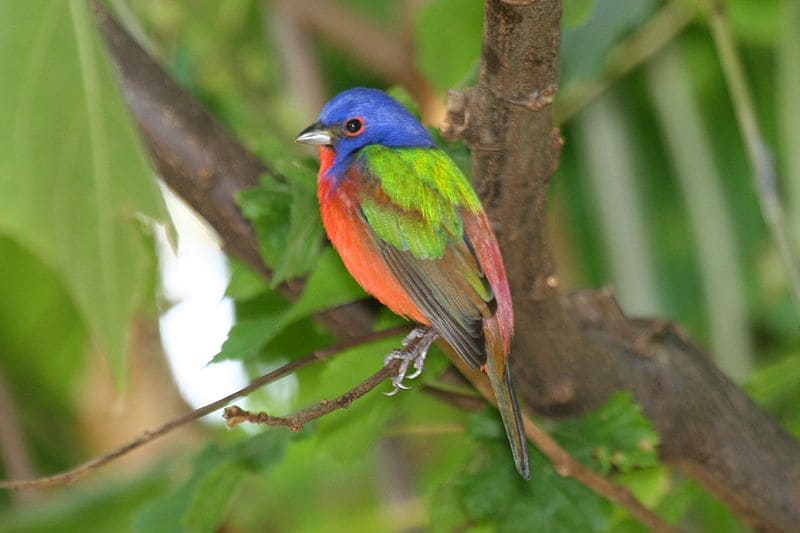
[295,88,435,179]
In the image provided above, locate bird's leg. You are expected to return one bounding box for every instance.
[384,326,438,396]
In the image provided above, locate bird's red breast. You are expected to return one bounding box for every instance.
[317,147,429,325]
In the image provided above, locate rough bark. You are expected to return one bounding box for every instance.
[94,1,800,530]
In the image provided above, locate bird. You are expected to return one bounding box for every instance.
[295,87,530,479]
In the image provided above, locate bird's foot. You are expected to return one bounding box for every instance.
[384,327,437,396]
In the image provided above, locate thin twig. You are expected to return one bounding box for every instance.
[223,326,435,430]
[223,361,399,430]
[0,326,408,490]
[703,0,800,310]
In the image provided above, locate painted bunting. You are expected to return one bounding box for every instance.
[296,88,530,479]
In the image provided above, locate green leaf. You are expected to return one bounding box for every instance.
[521,453,611,532]
[0,471,170,533]
[451,436,611,532]
[564,0,596,28]
[415,0,484,91]
[238,158,324,288]
[441,394,660,531]
[612,465,672,519]
[0,1,166,386]
[728,0,780,46]
[225,258,269,301]
[0,238,87,406]
[313,336,401,459]
[554,392,660,474]
[213,312,289,362]
[0,238,87,470]
[181,463,246,533]
[213,248,364,363]
[133,432,288,533]
[747,353,800,436]
[286,246,366,320]
[467,408,506,441]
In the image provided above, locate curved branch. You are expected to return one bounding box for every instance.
[223,363,400,431]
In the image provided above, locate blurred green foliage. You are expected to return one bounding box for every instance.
[0,1,166,386]
[0,0,798,531]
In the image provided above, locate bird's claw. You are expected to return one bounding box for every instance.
[401,326,426,347]
[384,328,436,396]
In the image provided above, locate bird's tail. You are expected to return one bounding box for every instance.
[485,329,530,480]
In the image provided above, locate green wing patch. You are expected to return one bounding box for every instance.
[359,146,480,260]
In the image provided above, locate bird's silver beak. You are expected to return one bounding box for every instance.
[295,121,333,146]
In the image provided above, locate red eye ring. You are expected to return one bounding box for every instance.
[344,117,364,136]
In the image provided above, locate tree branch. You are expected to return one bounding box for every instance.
[223,360,402,431]
[93,1,799,530]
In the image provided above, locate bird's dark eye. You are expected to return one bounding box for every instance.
[344,118,363,136]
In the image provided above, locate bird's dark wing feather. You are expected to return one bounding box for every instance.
[374,221,495,369]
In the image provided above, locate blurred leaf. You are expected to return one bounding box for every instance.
[561,0,659,87]
[467,408,506,441]
[213,248,365,362]
[748,353,800,405]
[415,0,484,91]
[747,352,800,436]
[564,0,597,28]
[609,466,672,532]
[728,0,780,46]
[616,465,672,509]
[180,463,245,533]
[429,478,468,532]
[225,258,268,301]
[212,312,288,363]
[386,86,421,118]
[239,159,324,287]
[0,238,87,471]
[133,431,288,533]
[554,392,660,474]
[0,471,170,533]
[0,238,86,406]
[658,479,748,533]
[287,246,366,319]
[0,1,166,386]
[313,336,400,459]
